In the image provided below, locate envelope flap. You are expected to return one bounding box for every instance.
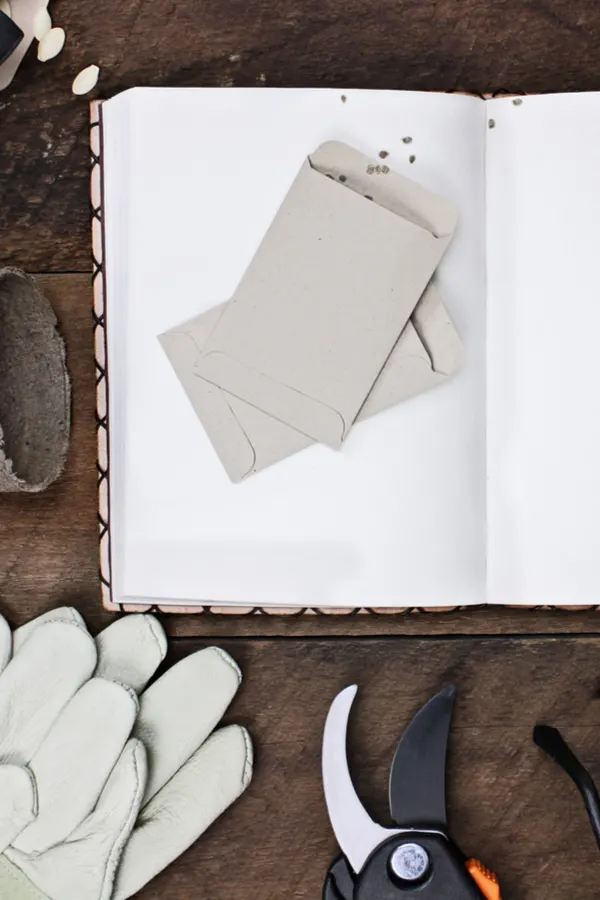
[309,141,458,240]
[411,283,465,376]
[161,284,463,481]
[159,329,257,482]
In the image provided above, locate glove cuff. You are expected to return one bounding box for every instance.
[0,855,49,900]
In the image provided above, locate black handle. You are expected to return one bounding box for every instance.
[0,9,24,65]
[323,856,356,900]
[534,724,600,850]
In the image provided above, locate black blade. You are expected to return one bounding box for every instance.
[534,724,600,851]
[389,685,456,830]
[0,10,23,65]
[323,856,355,900]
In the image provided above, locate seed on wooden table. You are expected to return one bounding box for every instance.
[33,7,52,40]
[72,64,100,95]
[0,1,12,19]
[37,27,65,61]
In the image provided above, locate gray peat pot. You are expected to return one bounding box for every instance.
[0,268,70,492]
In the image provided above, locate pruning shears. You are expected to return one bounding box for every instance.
[321,685,501,899]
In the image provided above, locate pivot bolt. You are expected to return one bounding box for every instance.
[389,843,430,883]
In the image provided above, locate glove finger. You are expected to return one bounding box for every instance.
[6,739,147,900]
[114,724,252,900]
[95,615,167,693]
[0,620,96,764]
[0,765,37,853]
[13,678,139,854]
[12,607,87,654]
[135,646,241,804]
[0,616,11,674]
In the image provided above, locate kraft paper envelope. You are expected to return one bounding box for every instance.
[160,282,463,482]
[192,141,458,449]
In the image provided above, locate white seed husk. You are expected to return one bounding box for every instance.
[33,7,52,40]
[72,64,100,96]
[37,27,66,62]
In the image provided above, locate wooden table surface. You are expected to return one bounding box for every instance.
[2,1,600,897]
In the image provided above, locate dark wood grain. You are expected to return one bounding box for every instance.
[3,11,600,897]
[134,635,600,900]
[164,606,600,638]
[3,0,600,271]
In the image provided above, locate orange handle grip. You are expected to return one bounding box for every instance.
[466,859,501,900]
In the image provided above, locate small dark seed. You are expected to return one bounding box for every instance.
[379,150,389,159]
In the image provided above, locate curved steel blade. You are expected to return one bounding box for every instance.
[388,685,456,830]
[322,685,400,874]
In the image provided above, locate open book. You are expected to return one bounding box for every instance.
[95,87,600,611]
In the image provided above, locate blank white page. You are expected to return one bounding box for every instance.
[102,88,486,608]
[487,93,600,605]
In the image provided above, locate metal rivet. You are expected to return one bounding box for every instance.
[389,843,430,883]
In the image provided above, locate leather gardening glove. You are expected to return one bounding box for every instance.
[0,608,167,852]
[0,609,253,900]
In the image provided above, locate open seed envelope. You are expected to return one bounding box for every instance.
[160,282,463,481]
[160,141,461,482]
[191,141,457,450]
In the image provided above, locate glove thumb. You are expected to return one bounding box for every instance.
[4,739,147,900]
[0,764,37,852]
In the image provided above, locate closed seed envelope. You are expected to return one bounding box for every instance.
[160,281,463,482]
[192,141,457,449]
